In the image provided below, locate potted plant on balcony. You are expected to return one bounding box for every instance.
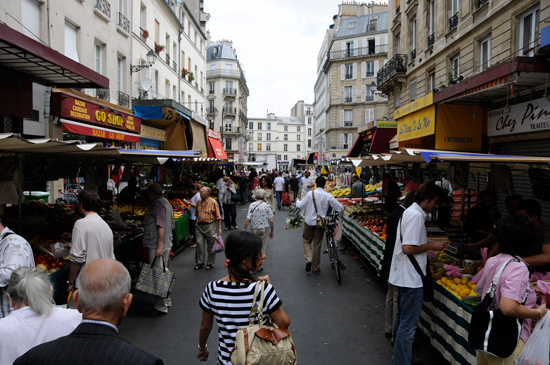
[182,68,188,77]
[154,43,164,54]
[189,72,195,81]
[142,29,149,39]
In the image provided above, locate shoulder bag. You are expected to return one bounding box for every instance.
[135,256,175,298]
[312,191,328,229]
[467,258,530,359]
[231,281,297,365]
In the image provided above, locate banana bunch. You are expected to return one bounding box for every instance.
[174,211,183,219]
[365,184,376,192]
[330,188,351,197]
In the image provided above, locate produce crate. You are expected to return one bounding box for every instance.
[23,191,50,203]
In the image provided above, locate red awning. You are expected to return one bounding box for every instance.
[369,128,397,154]
[208,137,227,159]
[0,23,108,88]
[61,119,140,142]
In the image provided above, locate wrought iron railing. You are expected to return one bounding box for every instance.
[117,91,129,108]
[478,0,488,8]
[207,107,217,115]
[224,88,236,95]
[411,49,416,60]
[94,0,111,18]
[427,33,435,47]
[449,12,458,31]
[344,97,353,103]
[345,73,353,79]
[377,54,408,87]
[328,44,388,61]
[138,88,148,99]
[344,121,353,127]
[139,27,148,43]
[165,54,170,64]
[117,12,130,33]
[172,61,177,72]
[96,88,110,101]
[223,107,236,114]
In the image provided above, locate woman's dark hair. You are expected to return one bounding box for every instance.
[316,176,326,188]
[225,231,263,282]
[78,190,101,212]
[497,215,535,257]
[259,176,272,189]
[413,181,443,204]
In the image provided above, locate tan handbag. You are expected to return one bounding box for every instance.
[312,191,328,229]
[230,281,297,365]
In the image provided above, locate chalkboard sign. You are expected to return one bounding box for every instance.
[528,168,550,202]
[450,162,469,189]
[491,164,514,195]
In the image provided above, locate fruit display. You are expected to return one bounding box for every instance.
[168,198,190,214]
[330,188,351,197]
[436,275,478,301]
[34,253,68,274]
[110,204,147,216]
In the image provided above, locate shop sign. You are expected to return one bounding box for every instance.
[208,129,221,140]
[435,104,482,151]
[56,94,141,133]
[61,120,140,142]
[394,93,433,119]
[396,105,436,142]
[376,120,397,128]
[488,98,550,137]
[141,125,167,141]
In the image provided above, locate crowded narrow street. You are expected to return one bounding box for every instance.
[120,203,446,365]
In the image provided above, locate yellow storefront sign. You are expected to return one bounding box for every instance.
[435,105,482,151]
[396,105,436,142]
[376,121,397,128]
[394,93,433,119]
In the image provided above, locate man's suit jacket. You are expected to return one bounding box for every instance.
[14,322,163,365]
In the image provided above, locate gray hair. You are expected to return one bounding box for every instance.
[201,186,211,196]
[255,189,266,200]
[76,259,131,311]
[7,267,53,316]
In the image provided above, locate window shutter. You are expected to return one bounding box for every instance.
[341,41,346,57]
[374,88,379,101]
[352,85,357,102]
[361,62,366,78]
[352,63,357,79]
[340,64,345,81]
[361,85,366,102]
[348,134,353,147]
[375,37,380,53]
[353,40,358,55]
[385,35,388,52]
[340,87,345,103]
[340,110,344,127]
[374,60,379,75]
[340,133,344,147]
[362,38,367,55]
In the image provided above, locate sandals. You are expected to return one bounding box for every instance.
[194,264,204,270]
[205,265,213,270]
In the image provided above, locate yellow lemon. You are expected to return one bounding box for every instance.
[453,277,461,285]
[461,277,469,285]
[441,277,448,284]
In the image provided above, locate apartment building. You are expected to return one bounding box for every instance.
[206,40,250,161]
[378,0,549,155]
[290,100,314,157]
[314,2,390,162]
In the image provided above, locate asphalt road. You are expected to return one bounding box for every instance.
[120,203,448,365]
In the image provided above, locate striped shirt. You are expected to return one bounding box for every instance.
[199,280,282,365]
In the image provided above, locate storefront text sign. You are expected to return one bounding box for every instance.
[394,93,433,119]
[53,94,141,133]
[208,129,222,140]
[396,105,435,142]
[435,105,482,151]
[61,120,140,142]
[141,125,167,141]
[488,98,550,137]
[376,121,397,128]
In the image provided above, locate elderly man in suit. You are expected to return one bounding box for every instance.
[14,258,163,365]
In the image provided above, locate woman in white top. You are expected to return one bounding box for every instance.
[0,267,81,365]
[244,189,274,254]
[254,176,276,214]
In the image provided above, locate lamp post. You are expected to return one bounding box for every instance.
[130,50,157,74]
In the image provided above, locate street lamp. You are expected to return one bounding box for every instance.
[130,50,157,74]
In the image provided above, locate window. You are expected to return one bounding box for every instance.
[284,155,288,161]
[411,18,417,58]
[308,139,312,148]
[297,144,301,152]
[345,64,353,79]
[366,61,375,77]
[249,143,253,152]
[479,36,491,71]
[428,69,436,92]
[284,134,288,141]
[267,122,271,130]
[278,155,281,160]
[307,117,311,125]
[209,81,215,94]
[226,138,232,150]
[266,143,271,151]
[258,122,262,130]
[94,43,102,73]
[225,63,232,76]
[64,22,80,62]
[410,80,417,101]
[366,84,377,101]
[348,22,356,29]
[451,0,458,15]
[308,128,312,136]
[284,144,288,151]
[519,7,539,57]
[266,133,271,141]
[225,118,233,132]
[249,122,253,129]
[450,55,460,79]
[395,91,401,108]
[257,143,262,151]
[297,126,301,132]
[344,86,353,102]
[368,18,377,31]
[117,57,123,92]
[365,109,374,124]
[140,4,146,29]
[297,135,301,141]
[429,1,435,36]
[340,133,353,149]
[284,126,288,132]
[22,0,41,41]
[225,81,233,94]
[345,41,354,57]
[368,39,376,54]
[209,100,214,114]
[344,110,353,126]
[257,133,262,141]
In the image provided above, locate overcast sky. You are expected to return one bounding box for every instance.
[205,0,342,118]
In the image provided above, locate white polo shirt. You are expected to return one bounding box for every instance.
[388,202,428,288]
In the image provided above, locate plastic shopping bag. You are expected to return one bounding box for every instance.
[515,312,550,365]
[211,234,225,253]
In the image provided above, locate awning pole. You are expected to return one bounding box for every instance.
[18,152,23,234]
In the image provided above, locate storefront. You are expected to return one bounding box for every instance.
[207,129,228,160]
[347,120,397,157]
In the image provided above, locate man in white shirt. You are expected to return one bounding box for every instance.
[273,172,286,210]
[299,170,315,199]
[183,184,201,247]
[388,181,447,365]
[216,174,225,220]
[296,176,343,273]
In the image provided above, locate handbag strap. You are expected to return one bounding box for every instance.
[486,257,530,304]
[248,281,265,325]
[151,255,166,272]
[396,216,426,279]
[312,190,319,215]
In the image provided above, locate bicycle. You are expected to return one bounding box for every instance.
[324,211,345,284]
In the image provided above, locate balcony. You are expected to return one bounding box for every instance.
[207,107,217,115]
[172,61,177,73]
[427,33,435,48]
[139,27,148,43]
[117,91,129,108]
[477,0,488,8]
[376,53,408,91]
[411,49,416,61]
[138,87,148,100]
[95,88,110,101]
[345,73,353,79]
[327,45,388,62]
[223,107,236,115]
[165,54,170,65]
[117,12,130,33]
[344,121,353,127]
[223,88,236,96]
[449,12,458,31]
[94,0,111,19]
[344,97,353,103]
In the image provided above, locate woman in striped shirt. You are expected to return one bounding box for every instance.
[196,231,290,364]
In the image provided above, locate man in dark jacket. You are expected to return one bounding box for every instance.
[239,171,248,205]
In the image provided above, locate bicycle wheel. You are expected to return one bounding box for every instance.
[328,235,341,284]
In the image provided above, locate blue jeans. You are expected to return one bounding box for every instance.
[392,286,423,364]
[240,187,248,204]
[275,191,283,208]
